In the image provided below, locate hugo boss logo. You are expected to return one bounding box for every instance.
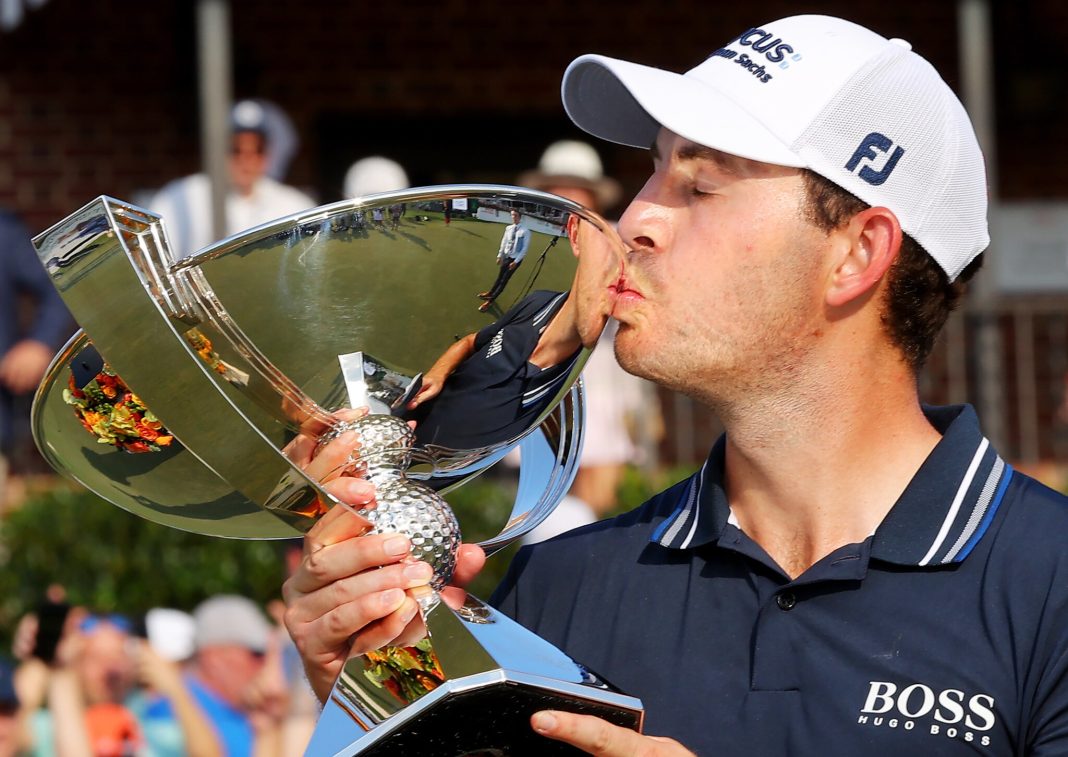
[857,680,996,748]
[845,132,906,186]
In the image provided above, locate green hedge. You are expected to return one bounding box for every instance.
[0,463,697,651]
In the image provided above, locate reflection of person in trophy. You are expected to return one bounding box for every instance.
[401,290,574,450]
[400,214,622,450]
[282,14,1036,756]
[477,209,531,312]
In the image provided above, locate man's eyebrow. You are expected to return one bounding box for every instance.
[676,143,741,175]
[648,139,741,175]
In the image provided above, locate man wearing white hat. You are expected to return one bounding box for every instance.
[518,139,622,212]
[150,100,314,259]
[284,15,1068,755]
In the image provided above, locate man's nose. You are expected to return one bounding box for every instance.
[618,177,667,254]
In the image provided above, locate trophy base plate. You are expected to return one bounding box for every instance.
[332,674,641,756]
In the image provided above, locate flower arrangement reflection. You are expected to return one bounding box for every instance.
[185,330,227,374]
[63,367,174,454]
[362,639,446,704]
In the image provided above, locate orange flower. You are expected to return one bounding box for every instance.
[155,436,173,447]
[83,411,105,426]
[101,384,117,398]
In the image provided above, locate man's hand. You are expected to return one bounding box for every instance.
[508,260,519,271]
[406,373,444,410]
[0,339,54,394]
[531,712,695,756]
[283,504,486,703]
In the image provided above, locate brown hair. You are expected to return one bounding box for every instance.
[801,170,982,371]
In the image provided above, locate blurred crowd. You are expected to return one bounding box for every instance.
[2,592,316,757]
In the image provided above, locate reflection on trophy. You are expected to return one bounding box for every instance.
[31,188,642,755]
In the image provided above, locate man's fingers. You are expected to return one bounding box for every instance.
[531,711,688,756]
[287,559,433,620]
[346,596,423,656]
[287,532,414,596]
[321,477,377,515]
[304,429,360,482]
[301,497,375,555]
[451,543,486,588]
[439,544,486,610]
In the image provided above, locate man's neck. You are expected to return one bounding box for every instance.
[718,353,941,579]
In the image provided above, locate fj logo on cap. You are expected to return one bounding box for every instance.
[845,133,906,186]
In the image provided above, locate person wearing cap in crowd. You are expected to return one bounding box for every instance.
[283,14,1068,755]
[149,100,314,259]
[520,141,662,541]
[519,139,622,213]
[184,595,286,757]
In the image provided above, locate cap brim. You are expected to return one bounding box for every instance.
[561,54,804,167]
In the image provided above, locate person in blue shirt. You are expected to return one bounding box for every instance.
[0,209,72,502]
[282,15,1068,756]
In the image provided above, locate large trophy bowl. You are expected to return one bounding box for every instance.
[31,187,642,755]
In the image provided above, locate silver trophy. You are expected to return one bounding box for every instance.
[31,188,643,755]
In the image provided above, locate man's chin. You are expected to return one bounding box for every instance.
[613,329,658,381]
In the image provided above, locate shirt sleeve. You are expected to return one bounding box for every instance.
[1024,579,1068,754]
[498,225,512,257]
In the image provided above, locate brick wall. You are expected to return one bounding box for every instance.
[0,0,1017,233]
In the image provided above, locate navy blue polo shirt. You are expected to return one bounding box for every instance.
[491,405,1068,755]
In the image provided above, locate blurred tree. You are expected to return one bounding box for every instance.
[0,486,288,650]
[0,463,698,651]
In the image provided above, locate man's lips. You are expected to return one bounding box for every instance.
[611,274,644,300]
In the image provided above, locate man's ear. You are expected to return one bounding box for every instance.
[825,206,902,308]
[566,215,581,258]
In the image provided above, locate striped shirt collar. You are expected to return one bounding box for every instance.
[651,404,1013,567]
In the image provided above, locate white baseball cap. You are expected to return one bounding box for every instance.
[561,15,989,281]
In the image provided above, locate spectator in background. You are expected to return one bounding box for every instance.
[187,596,286,757]
[14,610,221,757]
[342,156,410,200]
[150,100,314,259]
[519,141,663,542]
[0,210,73,510]
[0,658,24,757]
